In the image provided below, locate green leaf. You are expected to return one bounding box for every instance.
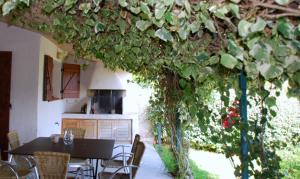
[165,11,175,25]
[164,0,174,6]
[189,21,200,33]
[129,6,141,14]
[155,3,167,20]
[85,19,95,27]
[94,22,105,33]
[136,20,152,31]
[184,0,191,14]
[214,6,229,19]
[249,44,271,62]
[250,18,266,32]
[119,0,128,7]
[208,55,219,65]
[64,0,78,11]
[246,37,260,49]
[43,0,64,14]
[79,3,91,14]
[227,39,243,61]
[265,97,276,107]
[201,14,216,33]
[228,3,240,19]
[274,0,289,5]
[277,19,294,39]
[2,1,16,16]
[178,24,189,40]
[238,20,252,37]
[114,45,123,53]
[245,62,259,79]
[19,0,30,6]
[179,79,187,88]
[155,27,173,42]
[93,0,102,6]
[175,0,184,6]
[291,40,300,53]
[293,72,300,85]
[117,18,128,35]
[221,53,238,69]
[286,56,300,73]
[259,64,283,80]
[195,52,209,62]
[140,3,151,15]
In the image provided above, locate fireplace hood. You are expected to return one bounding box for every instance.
[85,62,131,90]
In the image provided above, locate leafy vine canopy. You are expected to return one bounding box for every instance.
[0,0,299,98]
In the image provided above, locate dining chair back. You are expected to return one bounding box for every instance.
[127,134,140,164]
[62,128,86,139]
[131,141,145,178]
[7,131,21,150]
[34,151,70,179]
[0,159,35,179]
[7,131,35,171]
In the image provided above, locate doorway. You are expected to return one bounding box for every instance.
[0,51,12,160]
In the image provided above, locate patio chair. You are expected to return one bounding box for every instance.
[62,128,94,178]
[7,131,38,177]
[101,134,140,170]
[98,141,145,179]
[34,151,83,179]
[0,159,35,179]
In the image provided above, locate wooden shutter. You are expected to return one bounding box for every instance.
[61,63,80,98]
[43,55,54,101]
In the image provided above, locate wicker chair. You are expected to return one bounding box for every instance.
[98,141,145,179]
[34,151,71,179]
[0,159,35,179]
[101,134,140,170]
[7,131,37,176]
[62,128,94,178]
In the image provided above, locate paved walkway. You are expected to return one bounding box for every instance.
[136,143,173,179]
[189,149,236,179]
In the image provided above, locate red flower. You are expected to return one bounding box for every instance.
[222,101,240,129]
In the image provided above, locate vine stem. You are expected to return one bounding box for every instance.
[263,13,300,19]
[251,1,300,15]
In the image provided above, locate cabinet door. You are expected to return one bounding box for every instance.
[79,120,97,139]
[114,120,132,143]
[61,119,80,134]
[98,120,114,140]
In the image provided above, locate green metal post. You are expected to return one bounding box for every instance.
[240,71,248,179]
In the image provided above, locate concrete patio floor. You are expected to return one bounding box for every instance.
[92,142,173,179]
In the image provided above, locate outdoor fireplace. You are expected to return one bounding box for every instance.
[89,90,125,114]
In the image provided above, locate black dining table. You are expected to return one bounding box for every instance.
[9,137,115,179]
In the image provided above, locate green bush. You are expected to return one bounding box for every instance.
[279,147,300,179]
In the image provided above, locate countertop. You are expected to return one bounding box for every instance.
[62,113,136,119]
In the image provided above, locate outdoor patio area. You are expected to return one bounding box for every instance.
[1,0,300,178]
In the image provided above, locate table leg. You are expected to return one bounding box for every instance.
[94,159,99,179]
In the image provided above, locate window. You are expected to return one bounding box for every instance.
[91,90,124,114]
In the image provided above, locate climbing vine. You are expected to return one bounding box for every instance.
[1,0,300,178]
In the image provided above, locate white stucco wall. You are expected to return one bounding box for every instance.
[0,22,152,143]
[36,36,64,137]
[0,22,40,143]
